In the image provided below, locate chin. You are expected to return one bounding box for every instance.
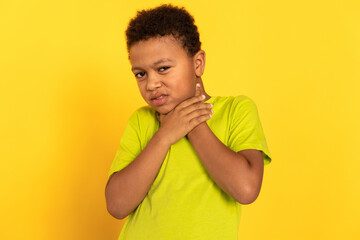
[152,104,175,115]
[156,107,172,115]
[146,97,180,115]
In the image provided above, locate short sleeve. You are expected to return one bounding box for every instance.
[108,110,143,178]
[228,96,272,166]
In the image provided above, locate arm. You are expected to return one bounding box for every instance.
[105,91,213,219]
[105,130,171,219]
[187,123,264,204]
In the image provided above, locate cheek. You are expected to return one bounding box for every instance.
[172,82,195,102]
[138,84,148,100]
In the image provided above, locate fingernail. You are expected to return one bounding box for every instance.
[201,95,205,99]
[211,109,214,114]
[210,103,213,107]
[209,114,212,118]
[196,83,200,87]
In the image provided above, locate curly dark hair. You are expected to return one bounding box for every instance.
[125,4,201,57]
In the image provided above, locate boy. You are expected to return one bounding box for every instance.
[105,4,272,240]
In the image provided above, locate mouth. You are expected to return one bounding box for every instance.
[151,95,168,106]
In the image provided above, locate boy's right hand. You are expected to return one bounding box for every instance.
[156,84,213,146]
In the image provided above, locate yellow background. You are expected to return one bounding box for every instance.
[1,0,359,239]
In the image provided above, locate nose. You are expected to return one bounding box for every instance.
[146,73,162,91]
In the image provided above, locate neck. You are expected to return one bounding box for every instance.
[197,78,211,101]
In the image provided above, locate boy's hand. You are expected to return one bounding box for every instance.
[156,83,213,146]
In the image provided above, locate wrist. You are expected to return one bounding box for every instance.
[187,122,208,139]
[154,128,172,149]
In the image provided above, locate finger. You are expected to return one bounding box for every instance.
[177,93,206,111]
[188,112,213,130]
[186,107,213,121]
[180,101,213,116]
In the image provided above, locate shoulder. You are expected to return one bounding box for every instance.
[223,96,259,125]
[229,95,258,113]
[128,105,156,122]
[213,95,257,112]
[209,95,258,117]
[213,95,255,105]
[232,95,256,105]
[124,106,158,144]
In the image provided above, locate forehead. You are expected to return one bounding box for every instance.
[129,36,190,65]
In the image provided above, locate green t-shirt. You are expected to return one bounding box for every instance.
[108,95,272,240]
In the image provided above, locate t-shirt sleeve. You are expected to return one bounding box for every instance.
[108,110,143,178]
[228,96,272,166]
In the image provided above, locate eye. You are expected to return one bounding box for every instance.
[135,72,146,79]
[159,66,170,72]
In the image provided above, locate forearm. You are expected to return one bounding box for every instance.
[187,123,259,204]
[105,130,170,219]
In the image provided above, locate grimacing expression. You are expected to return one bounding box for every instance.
[129,35,202,115]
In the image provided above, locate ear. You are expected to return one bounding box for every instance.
[193,50,206,77]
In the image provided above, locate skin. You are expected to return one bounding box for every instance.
[130,35,264,202]
[105,35,264,219]
[129,35,211,115]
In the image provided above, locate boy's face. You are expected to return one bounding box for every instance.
[129,35,201,115]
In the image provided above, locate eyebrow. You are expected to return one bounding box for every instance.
[131,58,173,72]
